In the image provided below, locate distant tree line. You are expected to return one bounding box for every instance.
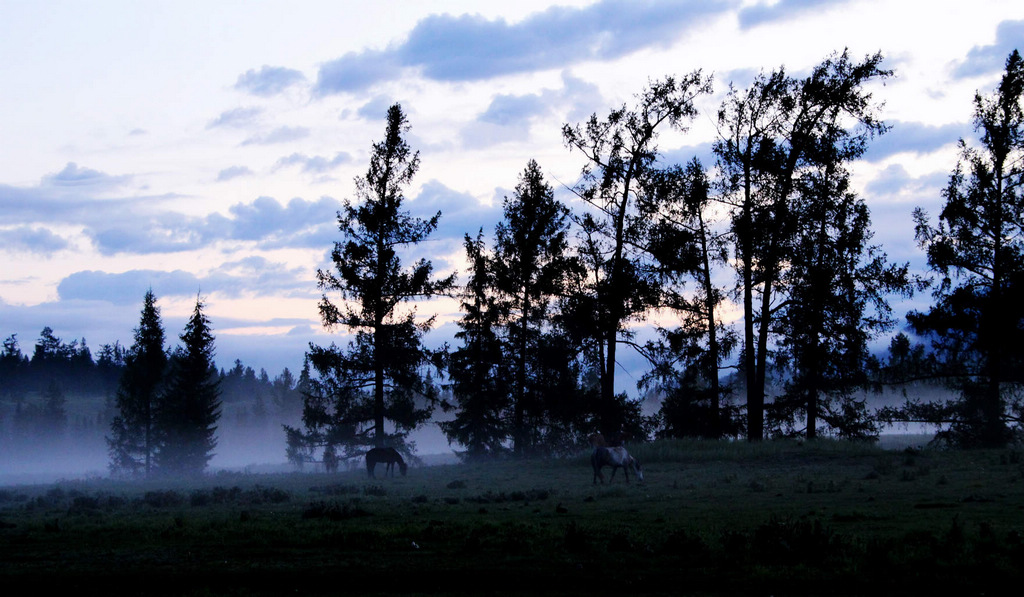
[0,296,306,476]
[288,48,1024,466]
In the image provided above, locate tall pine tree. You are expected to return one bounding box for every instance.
[155,296,221,476]
[287,103,455,466]
[907,50,1024,447]
[492,160,577,455]
[108,289,167,477]
[774,152,912,439]
[441,231,511,460]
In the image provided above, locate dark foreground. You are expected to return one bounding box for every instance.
[2,439,1023,595]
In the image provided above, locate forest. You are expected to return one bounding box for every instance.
[1,48,1022,479]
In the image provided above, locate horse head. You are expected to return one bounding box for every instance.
[628,456,644,482]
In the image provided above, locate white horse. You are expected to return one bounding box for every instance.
[591,446,643,484]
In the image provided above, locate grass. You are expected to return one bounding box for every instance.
[2,439,1024,595]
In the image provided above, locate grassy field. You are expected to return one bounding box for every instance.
[2,439,1023,595]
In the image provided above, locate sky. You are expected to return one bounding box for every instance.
[2,0,1023,384]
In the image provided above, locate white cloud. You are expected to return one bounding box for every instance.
[217,165,254,181]
[207,107,263,130]
[241,126,311,146]
[234,65,307,97]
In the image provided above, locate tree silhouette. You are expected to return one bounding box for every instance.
[774,145,913,439]
[442,231,512,460]
[155,296,221,476]
[907,49,1024,447]
[493,160,578,455]
[642,158,739,438]
[442,161,582,458]
[108,290,167,477]
[288,103,455,466]
[715,50,891,440]
[562,73,712,437]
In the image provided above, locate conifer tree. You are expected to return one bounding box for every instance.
[907,50,1024,447]
[155,296,221,475]
[288,103,454,465]
[492,160,577,455]
[441,231,511,460]
[108,289,167,477]
[775,152,912,439]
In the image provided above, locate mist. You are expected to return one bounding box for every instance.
[0,410,460,486]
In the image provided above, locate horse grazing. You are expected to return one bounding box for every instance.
[366,447,407,478]
[591,446,643,484]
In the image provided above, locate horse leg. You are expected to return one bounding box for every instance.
[367,458,376,478]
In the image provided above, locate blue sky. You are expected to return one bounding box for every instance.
[1,0,1022,381]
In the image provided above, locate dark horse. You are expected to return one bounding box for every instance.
[366,447,407,478]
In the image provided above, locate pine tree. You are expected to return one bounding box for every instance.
[287,103,455,466]
[107,290,167,477]
[907,50,1024,447]
[155,296,221,476]
[441,231,512,460]
[775,151,912,439]
[492,160,577,455]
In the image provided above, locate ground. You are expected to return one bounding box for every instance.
[2,438,1023,595]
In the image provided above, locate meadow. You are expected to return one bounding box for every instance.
[2,438,1023,596]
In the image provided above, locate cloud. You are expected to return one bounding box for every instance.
[274,152,352,174]
[204,256,311,298]
[86,195,345,255]
[0,188,340,257]
[57,269,203,305]
[314,0,733,95]
[479,93,550,126]
[0,177,184,235]
[217,165,254,181]
[207,106,263,129]
[220,196,343,248]
[356,95,397,120]
[864,164,949,198]
[234,65,307,97]
[657,141,716,170]
[56,257,312,305]
[42,162,131,190]
[953,19,1024,78]
[408,180,502,241]
[461,71,605,148]
[90,212,208,255]
[241,126,310,146]
[315,49,402,95]
[738,0,849,29]
[862,120,972,162]
[0,226,70,255]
